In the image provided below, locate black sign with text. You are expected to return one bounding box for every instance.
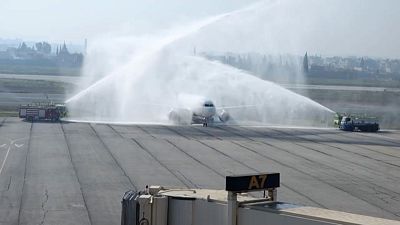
[226,173,280,192]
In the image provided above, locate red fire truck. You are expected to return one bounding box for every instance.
[19,103,67,122]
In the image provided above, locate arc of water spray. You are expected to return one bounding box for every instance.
[65,0,278,104]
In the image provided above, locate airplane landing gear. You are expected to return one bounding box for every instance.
[202,117,214,127]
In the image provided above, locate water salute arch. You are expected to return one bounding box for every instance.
[66,0,335,126]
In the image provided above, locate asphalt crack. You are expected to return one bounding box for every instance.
[39,188,49,225]
[6,176,11,191]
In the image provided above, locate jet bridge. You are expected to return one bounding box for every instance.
[121,173,400,225]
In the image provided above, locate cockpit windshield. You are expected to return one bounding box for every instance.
[204,102,214,107]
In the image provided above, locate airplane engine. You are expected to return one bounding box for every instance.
[168,108,192,125]
[218,110,230,123]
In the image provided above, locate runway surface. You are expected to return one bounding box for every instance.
[0,117,399,224]
[0,93,64,109]
[3,73,400,93]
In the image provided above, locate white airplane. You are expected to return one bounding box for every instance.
[167,99,254,127]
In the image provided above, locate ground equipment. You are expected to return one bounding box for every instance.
[19,102,67,121]
[339,116,379,132]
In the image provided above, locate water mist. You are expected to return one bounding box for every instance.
[66,0,335,127]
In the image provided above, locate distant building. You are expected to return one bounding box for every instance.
[56,42,83,66]
[360,57,365,71]
[303,52,309,73]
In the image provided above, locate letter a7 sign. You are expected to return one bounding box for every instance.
[226,173,280,192]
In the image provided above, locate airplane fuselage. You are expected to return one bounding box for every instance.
[193,101,216,117]
[168,99,230,126]
[191,100,216,126]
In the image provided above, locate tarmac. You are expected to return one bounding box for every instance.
[0,117,399,224]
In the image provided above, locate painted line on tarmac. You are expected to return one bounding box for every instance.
[0,144,11,176]
[0,137,27,176]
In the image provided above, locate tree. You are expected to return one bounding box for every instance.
[19,42,28,50]
[360,57,365,70]
[35,42,51,54]
[35,42,43,52]
[303,52,309,73]
[42,42,51,54]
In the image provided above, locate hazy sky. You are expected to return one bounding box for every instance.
[0,0,257,41]
[1,0,399,58]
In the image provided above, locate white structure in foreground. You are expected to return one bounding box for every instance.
[121,173,400,225]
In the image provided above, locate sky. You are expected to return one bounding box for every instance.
[0,0,399,58]
[0,0,256,41]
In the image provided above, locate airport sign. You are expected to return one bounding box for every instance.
[226,173,280,192]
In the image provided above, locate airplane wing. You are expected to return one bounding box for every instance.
[133,102,190,110]
[218,104,258,109]
[131,102,173,109]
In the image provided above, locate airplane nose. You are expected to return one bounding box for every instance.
[205,107,216,117]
